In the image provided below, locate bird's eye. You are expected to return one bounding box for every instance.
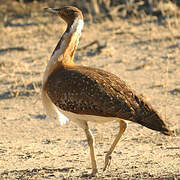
[60,11,66,17]
[68,10,74,15]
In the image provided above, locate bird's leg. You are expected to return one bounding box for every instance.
[84,124,98,176]
[103,120,127,171]
[73,120,97,176]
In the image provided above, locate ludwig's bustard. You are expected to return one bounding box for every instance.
[42,6,173,176]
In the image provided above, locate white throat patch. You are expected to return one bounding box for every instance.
[70,18,84,34]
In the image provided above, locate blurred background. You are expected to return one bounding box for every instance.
[0,0,180,26]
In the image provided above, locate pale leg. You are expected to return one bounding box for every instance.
[73,119,97,176]
[103,120,127,171]
[84,123,98,176]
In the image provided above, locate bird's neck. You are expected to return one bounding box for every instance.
[53,17,84,65]
[43,17,84,86]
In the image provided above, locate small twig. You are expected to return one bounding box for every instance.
[0,47,26,54]
[78,40,99,51]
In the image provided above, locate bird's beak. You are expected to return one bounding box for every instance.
[44,8,61,13]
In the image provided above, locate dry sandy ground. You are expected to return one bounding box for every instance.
[0,12,180,179]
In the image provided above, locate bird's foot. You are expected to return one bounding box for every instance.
[91,168,98,177]
[82,169,98,178]
[103,154,112,171]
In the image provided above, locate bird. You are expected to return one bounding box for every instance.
[42,6,173,176]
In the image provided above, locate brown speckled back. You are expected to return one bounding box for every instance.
[46,65,134,118]
[46,65,172,135]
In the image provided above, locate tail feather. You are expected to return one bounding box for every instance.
[132,95,173,136]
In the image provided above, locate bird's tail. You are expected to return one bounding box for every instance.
[132,95,173,136]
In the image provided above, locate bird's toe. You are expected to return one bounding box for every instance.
[103,154,112,171]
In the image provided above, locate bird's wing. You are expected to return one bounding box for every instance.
[46,65,137,120]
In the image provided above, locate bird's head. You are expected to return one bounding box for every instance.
[44,6,83,25]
